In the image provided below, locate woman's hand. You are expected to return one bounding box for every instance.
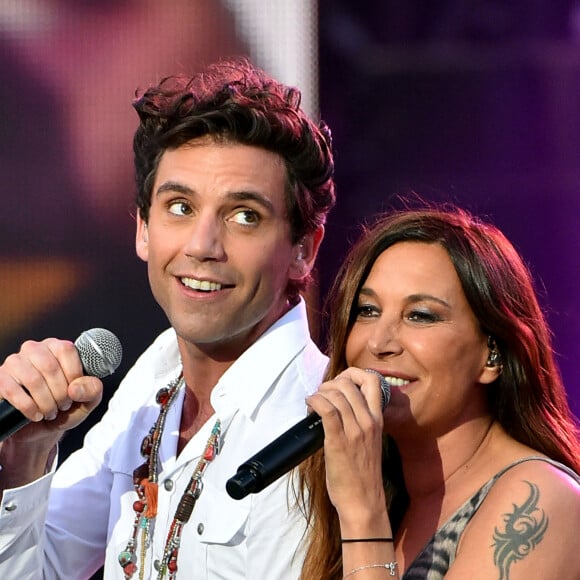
[306,367,390,534]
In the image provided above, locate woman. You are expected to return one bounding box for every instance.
[299,204,580,579]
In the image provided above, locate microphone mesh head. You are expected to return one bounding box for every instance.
[74,328,123,378]
[364,368,391,410]
[378,374,391,410]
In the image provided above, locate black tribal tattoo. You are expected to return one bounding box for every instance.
[492,481,548,579]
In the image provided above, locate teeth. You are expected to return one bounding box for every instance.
[181,277,222,292]
[383,376,410,387]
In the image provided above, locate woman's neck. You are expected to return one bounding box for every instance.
[398,416,498,501]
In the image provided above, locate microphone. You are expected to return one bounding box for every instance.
[0,328,123,442]
[226,370,390,500]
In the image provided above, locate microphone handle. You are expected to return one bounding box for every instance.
[0,403,28,443]
[226,413,325,500]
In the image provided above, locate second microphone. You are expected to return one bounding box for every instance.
[226,370,391,500]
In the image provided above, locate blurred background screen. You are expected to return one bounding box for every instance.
[0,0,317,464]
[1,0,579,474]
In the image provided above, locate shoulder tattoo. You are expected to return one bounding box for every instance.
[491,480,548,579]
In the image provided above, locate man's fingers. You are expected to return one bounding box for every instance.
[68,377,103,409]
[0,338,88,426]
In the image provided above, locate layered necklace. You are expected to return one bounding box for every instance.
[118,373,222,580]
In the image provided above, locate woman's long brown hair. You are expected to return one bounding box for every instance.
[297,204,580,579]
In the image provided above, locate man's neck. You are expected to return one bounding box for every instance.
[177,387,216,456]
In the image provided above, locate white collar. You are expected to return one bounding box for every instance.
[210,298,312,419]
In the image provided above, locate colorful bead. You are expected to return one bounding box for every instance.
[203,444,216,461]
[156,387,170,406]
[133,500,145,513]
[175,493,195,523]
[140,517,150,529]
[140,435,152,457]
[118,551,134,566]
[123,561,137,576]
[191,481,203,499]
[133,462,149,486]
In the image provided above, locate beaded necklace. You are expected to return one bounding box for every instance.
[118,373,222,580]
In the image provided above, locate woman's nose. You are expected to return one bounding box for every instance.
[367,320,403,358]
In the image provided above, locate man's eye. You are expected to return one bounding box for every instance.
[230,209,260,226]
[168,201,191,216]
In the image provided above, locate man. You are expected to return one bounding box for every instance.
[0,57,335,578]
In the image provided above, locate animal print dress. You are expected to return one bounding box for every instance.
[402,457,580,579]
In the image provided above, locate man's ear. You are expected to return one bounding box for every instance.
[289,225,325,280]
[135,214,149,262]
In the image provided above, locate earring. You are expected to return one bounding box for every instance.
[296,243,304,262]
[486,336,502,368]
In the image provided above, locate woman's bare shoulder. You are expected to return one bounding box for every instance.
[445,457,580,579]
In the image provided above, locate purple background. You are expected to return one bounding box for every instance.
[317,1,580,417]
[1,1,578,457]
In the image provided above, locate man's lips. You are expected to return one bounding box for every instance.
[179,276,232,292]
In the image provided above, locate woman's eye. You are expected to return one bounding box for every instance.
[230,209,260,226]
[355,304,379,318]
[168,201,191,216]
[407,310,440,323]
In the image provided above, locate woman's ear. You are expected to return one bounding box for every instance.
[479,336,503,384]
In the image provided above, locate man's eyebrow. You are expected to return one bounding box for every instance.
[227,190,275,212]
[155,181,193,196]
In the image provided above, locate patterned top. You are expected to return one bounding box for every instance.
[402,456,580,579]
